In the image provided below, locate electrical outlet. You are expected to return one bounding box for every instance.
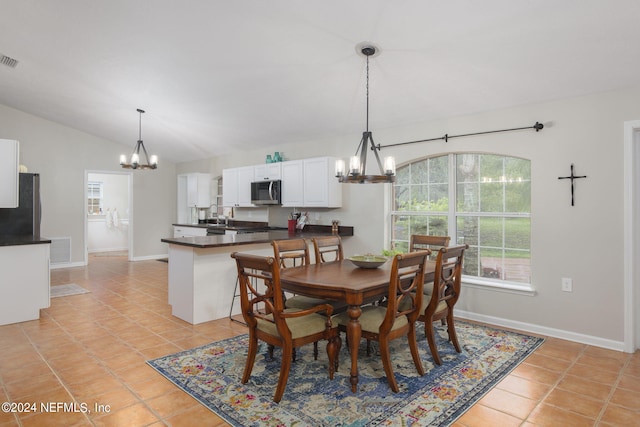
[561,277,573,292]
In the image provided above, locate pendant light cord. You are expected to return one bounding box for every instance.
[366,54,370,133]
[138,109,143,141]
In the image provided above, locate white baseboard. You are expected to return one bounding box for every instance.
[456,310,626,353]
[130,254,168,261]
[50,261,86,270]
[88,247,128,253]
[51,254,167,268]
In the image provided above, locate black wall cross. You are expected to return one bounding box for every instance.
[558,164,587,206]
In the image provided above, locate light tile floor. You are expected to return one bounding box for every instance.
[0,255,638,426]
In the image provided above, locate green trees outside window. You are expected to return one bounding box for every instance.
[391,153,531,284]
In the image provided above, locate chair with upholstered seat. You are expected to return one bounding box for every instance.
[272,238,346,360]
[273,239,345,312]
[410,235,450,260]
[334,250,430,392]
[272,238,311,269]
[231,252,340,403]
[312,235,344,264]
[409,234,451,324]
[418,244,467,365]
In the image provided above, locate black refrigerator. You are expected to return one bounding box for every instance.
[0,173,41,238]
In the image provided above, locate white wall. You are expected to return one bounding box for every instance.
[179,85,640,348]
[0,104,176,263]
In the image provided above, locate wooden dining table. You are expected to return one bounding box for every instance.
[279,258,436,392]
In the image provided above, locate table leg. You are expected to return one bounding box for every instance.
[346,304,362,392]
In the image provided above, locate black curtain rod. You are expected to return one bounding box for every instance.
[375,121,544,150]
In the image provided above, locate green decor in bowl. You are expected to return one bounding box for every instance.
[347,254,388,269]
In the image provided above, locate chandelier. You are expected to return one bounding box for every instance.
[119,108,158,170]
[335,44,395,184]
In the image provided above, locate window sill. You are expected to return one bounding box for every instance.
[462,276,536,296]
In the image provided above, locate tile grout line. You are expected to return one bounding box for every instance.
[18,320,97,427]
[592,352,632,426]
[0,366,21,426]
[519,342,589,425]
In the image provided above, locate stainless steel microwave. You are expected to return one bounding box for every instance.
[251,180,282,205]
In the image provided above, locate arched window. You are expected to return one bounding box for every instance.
[391,153,531,287]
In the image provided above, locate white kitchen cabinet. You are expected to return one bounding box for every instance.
[222,166,255,207]
[187,173,211,207]
[177,173,211,223]
[303,157,342,207]
[0,139,19,208]
[281,160,304,207]
[254,163,282,181]
[173,225,207,238]
[0,242,50,325]
[222,168,237,207]
[222,157,341,208]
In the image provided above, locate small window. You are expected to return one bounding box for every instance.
[88,181,103,215]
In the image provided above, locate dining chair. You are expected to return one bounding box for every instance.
[312,235,344,264]
[272,238,346,360]
[334,250,430,392]
[409,235,451,317]
[272,239,345,313]
[272,238,311,269]
[231,252,340,403]
[409,234,451,259]
[418,244,468,365]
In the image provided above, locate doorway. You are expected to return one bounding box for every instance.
[623,120,640,352]
[85,171,132,263]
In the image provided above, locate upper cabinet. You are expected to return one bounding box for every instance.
[187,173,211,207]
[0,139,19,208]
[302,157,342,208]
[178,173,211,208]
[254,163,282,181]
[222,166,254,207]
[177,173,211,223]
[281,160,303,207]
[222,156,341,208]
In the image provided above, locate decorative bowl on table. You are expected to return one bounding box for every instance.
[347,254,388,269]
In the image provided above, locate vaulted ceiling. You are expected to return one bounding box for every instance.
[1,1,639,163]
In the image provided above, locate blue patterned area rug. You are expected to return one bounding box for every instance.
[147,321,543,426]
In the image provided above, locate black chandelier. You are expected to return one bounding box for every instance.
[335,44,395,184]
[120,108,158,170]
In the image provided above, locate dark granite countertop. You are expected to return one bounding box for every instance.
[0,236,52,247]
[173,222,287,233]
[172,223,210,228]
[162,226,353,249]
[172,220,270,229]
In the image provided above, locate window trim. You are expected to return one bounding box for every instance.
[389,152,534,293]
[462,276,536,296]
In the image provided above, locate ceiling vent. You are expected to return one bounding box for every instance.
[0,54,19,68]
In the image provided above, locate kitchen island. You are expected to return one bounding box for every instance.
[0,236,51,325]
[161,227,353,324]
